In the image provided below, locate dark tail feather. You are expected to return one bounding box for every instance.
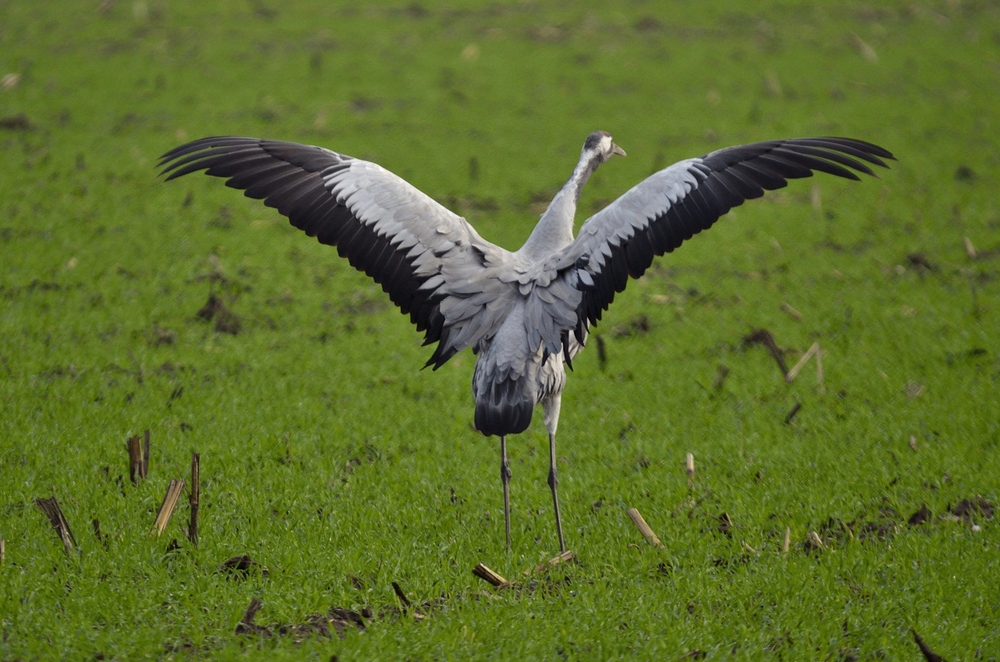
[474,376,534,436]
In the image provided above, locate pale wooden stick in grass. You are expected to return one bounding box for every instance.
[785,342,819,383]
[741,540,757,555]
[627,508,664,549]
[783,527,791,554]
[126,430,150,485]
[718,512,733,534]
[780,302,803,321]
[473,563,509,588]
[1,539,5,565]
[964,236,977,259]
[686,453,695,478]
[35,496,76,554]
[546,549,574,566]
[524,550,576,576]
[808,531,824,549]
[188,452,200,547]
[151,479,185,536]
[815,345,825,394]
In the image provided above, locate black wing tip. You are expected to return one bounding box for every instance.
[812,136,895,161]
[423,351,450,371]
[157,136,263,178]
[792,136,895,172]
[705,136,895,181]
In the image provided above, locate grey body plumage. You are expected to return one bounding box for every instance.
[160,130,892,552]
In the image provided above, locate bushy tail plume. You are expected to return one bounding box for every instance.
[474,375,534,436]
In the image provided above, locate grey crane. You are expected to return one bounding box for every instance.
[160,131,892,552]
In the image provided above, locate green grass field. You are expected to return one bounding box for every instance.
[2,0,999,659]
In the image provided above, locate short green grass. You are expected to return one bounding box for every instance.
[2,0,999,659]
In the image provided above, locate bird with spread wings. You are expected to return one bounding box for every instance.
[160,131,892,552]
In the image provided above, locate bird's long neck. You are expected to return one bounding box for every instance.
[517,151,600,260]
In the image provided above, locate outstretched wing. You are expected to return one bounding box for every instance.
[549,137,893,342]
[159,137,516,368]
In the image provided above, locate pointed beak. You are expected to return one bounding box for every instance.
[612,143,627,157]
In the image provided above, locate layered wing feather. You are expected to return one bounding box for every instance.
[548,137,893,344]
[159,137,516,368]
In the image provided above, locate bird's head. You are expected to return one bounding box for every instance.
[583,131,627,164]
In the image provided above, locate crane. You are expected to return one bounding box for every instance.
[160,131,892,553]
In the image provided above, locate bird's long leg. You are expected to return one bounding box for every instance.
[542,393,566,552]
[548,430,566,552]
[500,435,512,552]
